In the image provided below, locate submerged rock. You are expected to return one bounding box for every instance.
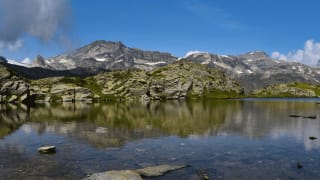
[136,164,187,177]
[196,169,210,180]
[297,162,303,169]
[38,146,56,153]
[84,164,188,180]
[84,170,142,180]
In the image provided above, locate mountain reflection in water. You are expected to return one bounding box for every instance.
[0,99,320,179]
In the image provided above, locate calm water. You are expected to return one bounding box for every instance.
[1,99,320,180]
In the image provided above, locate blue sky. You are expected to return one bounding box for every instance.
[1,0,320,65]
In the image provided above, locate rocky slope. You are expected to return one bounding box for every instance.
[0,61,244,104]
[32,40,177,71]
[0,64,32,104]
[185,51,320,91]
[251,82,320,98]
[93,60,243,101]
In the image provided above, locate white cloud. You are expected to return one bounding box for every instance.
[272,40,320,65]
[0,0,71,51]
[0,39,23,51]
[21,57,32,64]
[185,50,208,57]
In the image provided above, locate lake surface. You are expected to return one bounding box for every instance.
[0,99,320,179]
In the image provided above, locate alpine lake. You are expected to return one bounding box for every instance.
[1,98,320,180]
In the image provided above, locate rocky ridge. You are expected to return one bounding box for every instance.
[185,51,320,91]
[0,61,244,104]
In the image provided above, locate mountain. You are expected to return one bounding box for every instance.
[185,51,320,90]
[32,40,177,71]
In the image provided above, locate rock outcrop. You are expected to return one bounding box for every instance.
[94,60,244,101]
[0,64,32,104]
[251,83,320,97]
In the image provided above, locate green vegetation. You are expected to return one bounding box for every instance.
[250,82,320,98]
[203,88,243,99]
[288,82,320,96]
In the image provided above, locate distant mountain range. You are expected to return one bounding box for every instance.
[1,40,320,92]
[26,40,320,90]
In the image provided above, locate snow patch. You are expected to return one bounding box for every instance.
[7,59,31,67]
[144,61,166,66]
[220,55,229,58]
[246,70,253,74]
[236,70,244,74]
[95,58,106,62]
[114,59,124,63]
[59,59,68,63]
[247,59,253,62]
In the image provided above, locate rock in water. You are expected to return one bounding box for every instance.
[309,136,317,140]
[136,164,187,177]
[38,146,56,153]
[84,170,142,180]
[84,164,188,180]
[297,162,303,169]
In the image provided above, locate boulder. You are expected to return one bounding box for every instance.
[84,170,142,180]
[84,164,188,180]
[136,164,187,177]
[38,146,56,153]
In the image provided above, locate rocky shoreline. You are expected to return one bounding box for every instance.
[1,60,320,105]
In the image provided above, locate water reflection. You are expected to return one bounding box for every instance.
[1,100,320,150]
[1,99,320,179]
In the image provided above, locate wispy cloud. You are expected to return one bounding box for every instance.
[272,40,320,65]
[184,50,208,57]
[0,0,72,51]
[181,0,246,30]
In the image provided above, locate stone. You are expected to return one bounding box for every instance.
[297,162,303,169]
[83,164,188,180]
[84,170,142,180]
[38,146,56,153]
[309,136,317,140]
[136,164,187,177]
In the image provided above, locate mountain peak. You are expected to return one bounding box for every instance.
[238,51,269,60]
[90,40,125,47]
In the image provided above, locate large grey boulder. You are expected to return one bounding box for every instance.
[84,164,187,180]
